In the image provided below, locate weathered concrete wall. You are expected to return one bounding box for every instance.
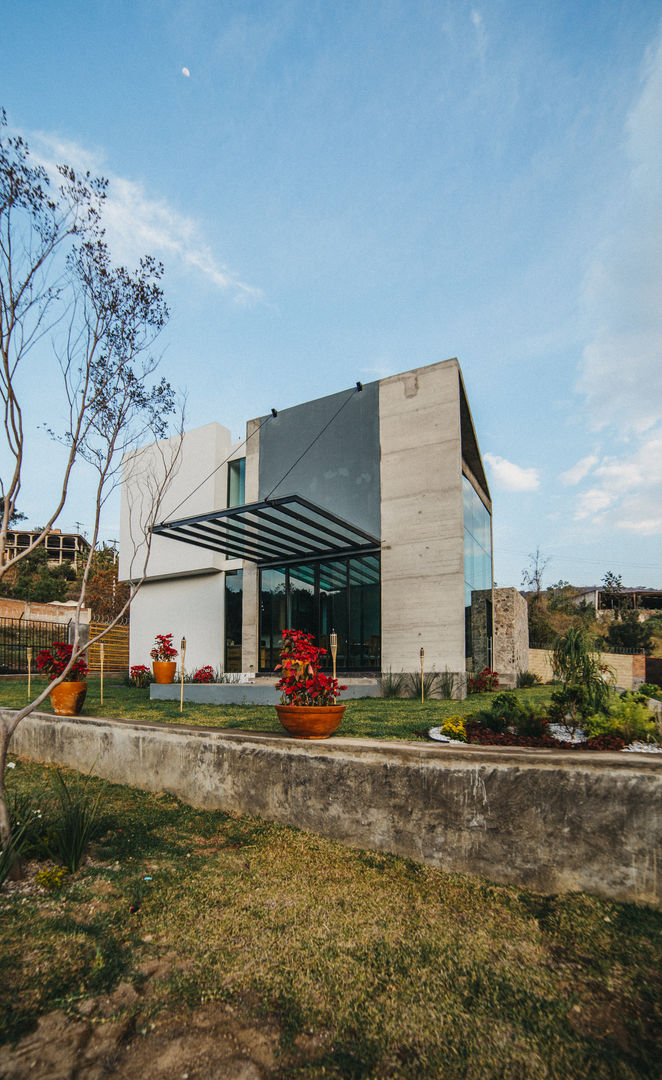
[529,647,644,690]
[379,360,466,674]
[10,713,661,907]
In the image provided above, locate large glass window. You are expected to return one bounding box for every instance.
[258,555,380,672]
[463,475,492,667]
[227,458,246,508]
[225,570,243,672]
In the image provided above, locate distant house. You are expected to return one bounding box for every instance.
[572,587,662,613]
[2,528,91,569]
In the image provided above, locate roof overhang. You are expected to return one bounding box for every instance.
[152,495,381,568]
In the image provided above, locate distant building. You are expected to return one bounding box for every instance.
[2,529,91,569]
[572,587,662,612]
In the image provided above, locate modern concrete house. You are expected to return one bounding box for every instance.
[120,358,494,683]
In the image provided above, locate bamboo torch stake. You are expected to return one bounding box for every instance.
[330,631,338,701]
[99,643,104,707]
[420,646,425,704]
[27,647,32,702]
[180,637,187,712]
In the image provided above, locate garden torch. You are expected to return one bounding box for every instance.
[99,642,105,706]
[27,647,32,701]
[420,646,425,703]
[180,636,186,712]
[330,630,338,700]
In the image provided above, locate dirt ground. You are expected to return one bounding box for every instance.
[0,975,285,1080]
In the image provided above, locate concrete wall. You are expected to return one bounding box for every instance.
[379,360,466,674]
[529,647,645,691]
[10,713,662,907]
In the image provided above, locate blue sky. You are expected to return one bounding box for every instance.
[2,0,661,588]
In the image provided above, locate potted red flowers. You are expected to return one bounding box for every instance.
[36,641,89,716]
[274,629,346,739]
[150,633,178,684]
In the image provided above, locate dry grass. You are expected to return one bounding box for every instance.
[1,760,661,1078]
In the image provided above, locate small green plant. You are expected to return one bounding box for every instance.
[380,670,406,698]
[46,769,108,872]
[438,668,456,699]
[639,682,662,701]
[516,670,540,688]
[440,715,466,741]
[406,670,441,700]
[0,819,30,888]
[584,696,658,745]
[35,865,68,891]
[128,664,152,688]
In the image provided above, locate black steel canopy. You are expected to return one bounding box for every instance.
[152,494,381,568]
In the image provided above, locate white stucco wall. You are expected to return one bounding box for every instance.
[119,421,243,583]
[129,573,226,674]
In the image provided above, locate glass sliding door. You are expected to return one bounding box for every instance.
[224,570,243,672]
[348,555,380,669]
[260,568,287,673]
[319,561,348,669]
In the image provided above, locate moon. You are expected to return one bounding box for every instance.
[181,67,190,78]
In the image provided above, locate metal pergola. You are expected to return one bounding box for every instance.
[152,494,381,568]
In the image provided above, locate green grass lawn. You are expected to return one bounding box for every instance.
[0,678,553,741]
[1,759,661,1078]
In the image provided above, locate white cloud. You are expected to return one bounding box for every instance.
[560,454,598,486]
[484,453,540,491]
[578,31,662,434]
[30,132,262,304]
[574,489,613,519]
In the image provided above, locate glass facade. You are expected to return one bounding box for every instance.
[224,569,243,672]
[259,555,380,672]
[463,475,492,667]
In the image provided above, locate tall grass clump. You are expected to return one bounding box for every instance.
[380,670,406,698]
[406,670,441,700]
[47,770,107,872]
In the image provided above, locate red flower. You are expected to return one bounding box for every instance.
[275,629,344,706]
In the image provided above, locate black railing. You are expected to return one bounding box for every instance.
[0,617,69,674]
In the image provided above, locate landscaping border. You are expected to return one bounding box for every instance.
[9,711,662,906]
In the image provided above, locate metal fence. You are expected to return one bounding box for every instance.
[0,617,70,674]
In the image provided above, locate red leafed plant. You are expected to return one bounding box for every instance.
[275,629,346,706]
[36,641,88,682]
[150,633,178,661]
[467,667,499,694]
[193,665,214,683]
[129,664,151,688]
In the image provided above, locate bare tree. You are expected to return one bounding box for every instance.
[0,109,183,854]
[521,547,550,594]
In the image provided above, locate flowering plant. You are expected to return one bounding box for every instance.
[193,665,214,683]
[150,633,178,662]
[275,629,346,706]
[129,664,152,688]
[467,667,499,694]
[36,641,88,682]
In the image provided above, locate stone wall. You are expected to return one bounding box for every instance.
[529,647,645,690]
[10,713,662,907]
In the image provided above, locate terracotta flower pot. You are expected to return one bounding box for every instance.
[50,681,87,716]
[275,703,346,740]
[152,660,177,684]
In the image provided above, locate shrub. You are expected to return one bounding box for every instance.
[128,664,152,688]
[585,696,658,745]
[639,682,662,701]
[516,670,540,688]
[406,670,441,700]
[470,691,549,738]
[467,668,499,694]
[35,866,68,891]
[380,670,406,698]
[192,665,214,683]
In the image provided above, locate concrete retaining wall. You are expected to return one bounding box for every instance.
[9,712,662,907]
[151,679,381,705]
